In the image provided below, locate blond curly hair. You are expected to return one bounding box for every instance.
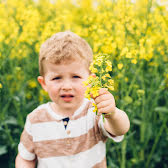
[39,31,93,76]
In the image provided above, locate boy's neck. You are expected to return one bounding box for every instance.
[50,102,79,118]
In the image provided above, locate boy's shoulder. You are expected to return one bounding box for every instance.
[26,99,94,124]
[27,102,54,124]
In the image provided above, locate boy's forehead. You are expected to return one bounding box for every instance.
[43,59,89,73]
[44,58,83,66]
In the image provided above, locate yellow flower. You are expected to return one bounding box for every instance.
[118,63,123,70]
[84,87,91,100]
[89,63,98,73]
[92,67,98,73]
[0,83,2,89]
[131,59,137,64]
[93,103,98,113]
[126,52,132,58]
[95,59,103,66]
[82,80,89,86]
[106,60,112,67]
[28,80,37,88]
[90,87,100,98]
[108,79,114,85]
[105,60,112,72]
[102,75,106,80]
[39,89,49,103]
[105,65,112,72]
[104,74,111,78]
[125,77,128,82]
[120,47,128,56]
[107,86,114,91]
[88,75,95,81]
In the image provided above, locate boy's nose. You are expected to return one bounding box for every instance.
[61,81,72,90]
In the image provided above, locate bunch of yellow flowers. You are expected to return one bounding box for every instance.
[83,54,114,115]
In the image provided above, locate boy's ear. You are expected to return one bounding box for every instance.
[37,76,48,92]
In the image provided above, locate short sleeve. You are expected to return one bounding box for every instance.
[98,115,124,142]
[18,116,36,160]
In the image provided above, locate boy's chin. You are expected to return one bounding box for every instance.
[63,103,81,111]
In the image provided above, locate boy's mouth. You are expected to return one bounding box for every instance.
[60,94,74,102]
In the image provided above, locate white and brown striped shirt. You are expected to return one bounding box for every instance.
[18,98,124,168]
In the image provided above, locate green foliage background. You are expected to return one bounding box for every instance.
[0,0,168,167]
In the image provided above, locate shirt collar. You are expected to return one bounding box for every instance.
[46,98,89,121]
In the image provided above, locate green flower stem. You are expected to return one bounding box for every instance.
[120,103,127,168]
[121,1,128,167]
[121,139,127,168]
[99,63,105,121]
[99,64,103,88]
[140,94,145,161]
[126,60,144,97]
[146,117,167,167]
[4,124,14,146]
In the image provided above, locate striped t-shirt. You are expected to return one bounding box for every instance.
[18,98,124,168]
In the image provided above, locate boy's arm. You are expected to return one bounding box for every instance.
[104,107,130,136]
[15,154,36,168]
[93,88,130,136]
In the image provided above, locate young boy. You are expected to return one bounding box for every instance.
[15,31,130,168]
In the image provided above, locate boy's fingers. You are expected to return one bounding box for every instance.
[90,93,94,98]
[97,99,112,109]
[98,105,111,114]
[95,93,112,104]
[90,88,110,100]
[91,73,96,78]
[90,89,105,99]
[99,88,109,95]
[90,93,98,99]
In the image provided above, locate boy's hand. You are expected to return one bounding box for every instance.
[91,88,116,117]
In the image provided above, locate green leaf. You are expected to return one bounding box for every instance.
[154,107,168,113]
[132,119,141,125]
[0,146,7,155]
[4,117,18,125]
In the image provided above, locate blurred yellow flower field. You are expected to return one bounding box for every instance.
[0,0,168,167]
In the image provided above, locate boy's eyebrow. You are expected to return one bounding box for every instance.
[47,73,60,77]
[71,72,82,76]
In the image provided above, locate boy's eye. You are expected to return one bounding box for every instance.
[73,76,80,78]
[53,77,61,80]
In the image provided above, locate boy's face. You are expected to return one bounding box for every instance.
[38,60,90,116]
